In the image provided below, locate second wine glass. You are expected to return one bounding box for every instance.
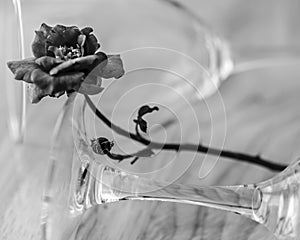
[42,92,300,240]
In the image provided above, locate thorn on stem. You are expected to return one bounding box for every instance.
[130,157,139,165]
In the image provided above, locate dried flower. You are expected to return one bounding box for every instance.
[91,137,114,155]
[7,23,125,103]
[134,105,159,133]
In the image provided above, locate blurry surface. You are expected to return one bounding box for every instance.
[182,0,300,63]
[0,0,300,239]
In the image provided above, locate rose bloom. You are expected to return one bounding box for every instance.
[7,23,124,103]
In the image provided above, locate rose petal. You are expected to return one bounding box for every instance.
[27,83,46,103]
[7,58,39,83]
[79,81,104,95]
[31,23,52,58]
[77,54,107,95]
[98,54,125,79]
[49,55,97,75]
[77,34,86,47]
[49,53,107,76]
[80,27,100,55]
[29,71,85,103]
[30,69,54,90]
[35,56,63,71]
[81,27,93,35]
[84,34,99,55]
[46,25,66,47]
[40,23,52,35]
[32,31,47,58]
[77,34,86,55]
[91,52,108,70]
[7,58,35,74]
[32,69,84,91]
[78,70,103,95]
[28,83,65,103]
[62,27,81,47]
[47,46,64,59]
[46,25,80,48]
[53,72,85,92]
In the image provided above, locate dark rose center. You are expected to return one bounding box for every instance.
[58,45,82,60]
[48,44,83,60]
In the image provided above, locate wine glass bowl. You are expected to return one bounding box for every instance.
[41,60,216,238]
[19,0,232,100]
[253,161,300,239]
[6,1,232,238]
[8,0,300,239]
[43,91,300,240]
[4,0,233,141]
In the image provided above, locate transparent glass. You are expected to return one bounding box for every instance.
[17,0,232,98]
[2,0,300,239]
[4,0,300,144]
[7,0,232,181]
[42,92,300,240]
[2,0,232,144]
[2,0,27,142]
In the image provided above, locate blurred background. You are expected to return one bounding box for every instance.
[1,0,300,142]
[0,0,300,239]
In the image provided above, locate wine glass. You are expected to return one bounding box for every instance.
[5,0,300,145]
[2,0,27,143]
[6,0,300,161]
[3,0,231,146]
[8,0,233,181]
[6,0,299,239]
[41,91,300,240]
[11,0,300,184]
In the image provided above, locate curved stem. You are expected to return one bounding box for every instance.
[74,94,300,240]
[84,94,287,171]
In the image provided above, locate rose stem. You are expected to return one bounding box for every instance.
[84,94,287,172]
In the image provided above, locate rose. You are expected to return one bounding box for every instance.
[7,23,124,103]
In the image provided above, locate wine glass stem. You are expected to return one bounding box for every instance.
[230,48,300,76]
[79,162,300,239]
[10,0,26,143]
[126,185,259,220]
[84,163,260,222]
